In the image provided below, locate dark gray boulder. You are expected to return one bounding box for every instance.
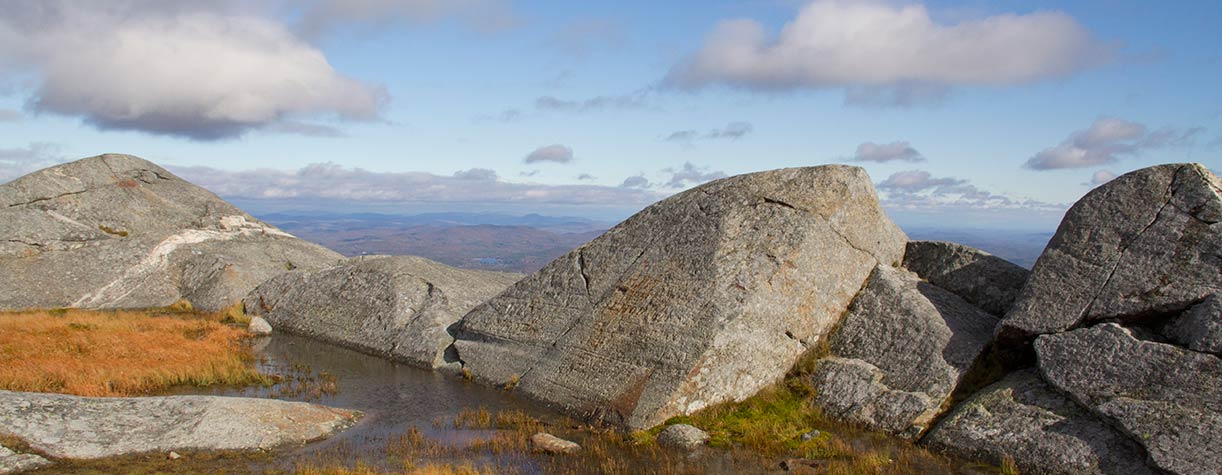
[452,165,907,429]
[923,370,1157,475]
[244,255,522,369]
[807,265,998,438]
[1161,294,1222,355]
[0,154,342,311]
[999,164,1222,344]
[902,240,1030,316]
[1035,323,1222,475]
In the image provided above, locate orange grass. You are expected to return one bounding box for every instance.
[0,306,269,396]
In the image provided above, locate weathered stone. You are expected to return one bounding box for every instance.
[902,241,1029,316]
[656,424,709,450]
[1000,164,1222,344]
[1162,294,1222,355]
[244,255,521,369]
[452,166,907,429]
[0,446,50,474]
[1035,323,1222,475]
[247,316,272,336]
[808,266,998,437]
[530,433,580,454]
[923,370,1156,475]
[0,154,342,311]
[0,390,359,459]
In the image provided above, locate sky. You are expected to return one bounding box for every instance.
[1,0,1219,230]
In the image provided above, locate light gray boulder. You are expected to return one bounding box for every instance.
[0,154,342,311]
[923,370,1156,475]
[0,446,50,474]
[999,164,1222,344]
[808,265,998,438]
[244,255,522,369]
[1161,294,1222,355]
[247,316,273,336]
[1035,323,1222,475]
[0,390,359,460]
[902,240,1030,316]
[453,166,907,429]
[656,424,709,450]
[530,433,580,454]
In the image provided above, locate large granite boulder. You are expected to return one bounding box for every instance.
[923,370,1156,475]
[1035,323,1222,475]
[1161,294,1222,355]
[452,165,907,429]
[999,164,1222,344]
[244,255,522,369]
[807,265,998,438]
[0,390,359,460]
[902,241,1029,316]
[0,154,342,311]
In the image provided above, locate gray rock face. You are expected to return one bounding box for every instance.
[1035,323,1222,475]
[0,154,342,311]
[923,370,1157,475]
[0,446,50,475]
[902,241,1030,316]
[1162,294,1222,355]
[453,166,907,429]
[0,390,359,460]
[1000,164,1222,343]
[656,424,709,450]
[244,255,522,369]
[808,266,998,437]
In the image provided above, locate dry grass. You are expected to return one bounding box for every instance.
[0,303,269,396]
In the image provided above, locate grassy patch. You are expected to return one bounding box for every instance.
[0,305,270,396]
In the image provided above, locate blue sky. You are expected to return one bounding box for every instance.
[1,0,1219,229]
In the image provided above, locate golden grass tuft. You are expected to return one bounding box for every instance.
[0,306,269,396]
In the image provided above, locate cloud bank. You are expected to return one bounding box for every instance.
[665,122,754,143]
[852,141,925,163]
[0,143,66,182]
[1025,117,1200,170]
[877,169,1063,212]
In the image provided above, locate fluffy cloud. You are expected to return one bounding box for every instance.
[0,143,66,182]
[666,0,1108,104]
[852,141,925,163]
[1025,117,1201,170]
[171,162,662,205]
[620,175,651,189]
[665,122,754,143]
[877,169,1062,212]
[664,162,727,189]
[524,144,575,164]
[1086,169,1118,186]
[0,1,387,140]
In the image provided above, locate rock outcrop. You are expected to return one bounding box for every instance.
[1161,294,1222,355]
[0,154,342,311]
[244,255,521,369]
[1035,324,1222,475]
[999,163,1222,344]
[924,370,1156,475]
[0,390,359,460]
[0,446,49,475]
[452,165,907,429]
[807,265,998,438]
[902,241,1029,316]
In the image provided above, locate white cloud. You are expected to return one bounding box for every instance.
[666,0,1108,104]
[852,141,925,163]
[524,144,575,164]
[665,122,754,143]
[0,143,66,182]
[0,1,387,140]
[171,162,662,206]
[876,169,1063,212]
[663,162,727,189]
[1086,169,1118,186]
[1024,117,1201,170]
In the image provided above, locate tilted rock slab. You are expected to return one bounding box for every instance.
[244,255,522,369]
[1161,294,1222,355]
[808,265,998,438]
[902,240,1030,317]
[452,166,907,429]
[0,390,360,460]
[1035,324,1222,475]
[0,154,342,311]
[999,164,1222,343]
[923,370,1156,475]
[0,446,50,475]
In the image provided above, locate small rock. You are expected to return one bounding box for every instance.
[656,424,709,450]
[780,458,828,473]
[247,316,272,336]
[530,433,580,454]
[167,451,181,460]
[799,430,820,441]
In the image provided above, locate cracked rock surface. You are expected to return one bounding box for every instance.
[244,255,521,369]
[0,154,342,311]
[902,240,1029,317]
[0,390,360,460]
[452,165,907,429]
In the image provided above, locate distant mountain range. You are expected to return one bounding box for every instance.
[259,212,1054,273]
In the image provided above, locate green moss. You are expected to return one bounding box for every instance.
[98,225,129,237]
